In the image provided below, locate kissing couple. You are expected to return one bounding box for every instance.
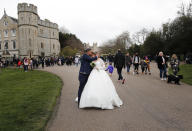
[77,48,123,109]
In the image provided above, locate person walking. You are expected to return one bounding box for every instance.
[29,58,33,70]
[105,62,114,76]
[144,56,151,75]
[75,56,79,67]
[140,58,147,74]
[18,59,22,69]
[125,53,132,74]
[23,57,28,72]
[114,49,125,84]
[170,54,180,75]
[41,57,45,69]
[156,51,167,80]
[108,53,114,63]
[133,53,140,74]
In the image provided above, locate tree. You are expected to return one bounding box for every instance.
[127,44,142,56]
[142,1,192,57]
[60,46,78,56]
[132,28,149,45]
[100,31,132,54]
[143,31,165,56]
[59,32,84,51]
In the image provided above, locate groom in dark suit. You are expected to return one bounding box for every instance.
[78,48,98,106]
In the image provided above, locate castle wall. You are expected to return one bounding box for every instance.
[0,3,60,58]
[0,13,19,57]
[17,3,60,58]
[18,26,38,56]
[37,19,60,57]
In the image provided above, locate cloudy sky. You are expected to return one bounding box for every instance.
[0,0,190,45]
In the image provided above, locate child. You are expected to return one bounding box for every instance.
[105,62,114,76]
[140,59,147,74]
[144,56,151,75]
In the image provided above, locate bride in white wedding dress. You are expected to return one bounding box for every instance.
[79,58,123,109]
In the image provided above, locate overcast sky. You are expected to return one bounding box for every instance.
[0,0,190,45]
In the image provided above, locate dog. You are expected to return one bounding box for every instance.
[167,74,183,85]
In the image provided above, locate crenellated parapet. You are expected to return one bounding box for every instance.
[17,3,37,15]
[38,19,58,29]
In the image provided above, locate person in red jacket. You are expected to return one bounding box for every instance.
[18,60,22,69]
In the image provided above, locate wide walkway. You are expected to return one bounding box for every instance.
[44,63,192,131]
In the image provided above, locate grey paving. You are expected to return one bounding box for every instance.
[43,63,192,131]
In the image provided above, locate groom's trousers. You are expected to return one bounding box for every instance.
[78,73,89,106]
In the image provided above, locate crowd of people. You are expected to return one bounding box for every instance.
[105,51,152,77]
[101,50,181,84]
[0,50,182,81]
[0,56,81,72]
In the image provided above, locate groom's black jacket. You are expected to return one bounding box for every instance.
[79,54,97,75]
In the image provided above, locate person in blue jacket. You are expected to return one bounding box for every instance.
[105,62,114,76]
[78,48,98,106]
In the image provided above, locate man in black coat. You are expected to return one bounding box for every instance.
[114,49,125,84]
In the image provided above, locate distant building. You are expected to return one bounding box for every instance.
[0,3,60,58]
[84,42,99,52]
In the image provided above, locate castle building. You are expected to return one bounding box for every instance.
[0,3,60,58]
[84,42,99,52]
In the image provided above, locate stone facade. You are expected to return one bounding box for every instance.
[0,3,60,58]
[84,42,99,52]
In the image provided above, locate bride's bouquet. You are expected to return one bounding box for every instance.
[90,62,96,68]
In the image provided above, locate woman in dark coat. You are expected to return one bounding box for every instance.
[156,51,167,80]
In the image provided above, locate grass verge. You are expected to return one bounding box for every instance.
[169,64,192,85]
[0,68,63,131]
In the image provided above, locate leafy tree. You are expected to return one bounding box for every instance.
[59,32,84,51]
[100,31,132,54]
[60,46,78,57]
[143,31,165,56]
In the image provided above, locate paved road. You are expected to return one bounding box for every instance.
[44,63,192,131]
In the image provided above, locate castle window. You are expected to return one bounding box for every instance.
[4,30,8,37]
[0,41,1,50]
[41,43,44,49]
[11,29,16,36]
[29,38,32,47]
[12,40,16,49]
[20,17,23,21]
[4,41,8,50]
[53,32,54,36]
[4,21,8,26]
[53,44,55,49]
[40,29,44,34]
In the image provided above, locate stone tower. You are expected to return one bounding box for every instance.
[17,3,38,57]
[92,43,99,52]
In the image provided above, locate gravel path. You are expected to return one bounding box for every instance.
[43,63,192,131]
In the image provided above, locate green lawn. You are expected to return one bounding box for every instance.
[0,68,63,131]
[169,64,192,85]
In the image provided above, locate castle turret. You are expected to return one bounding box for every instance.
[17,3,38,57]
